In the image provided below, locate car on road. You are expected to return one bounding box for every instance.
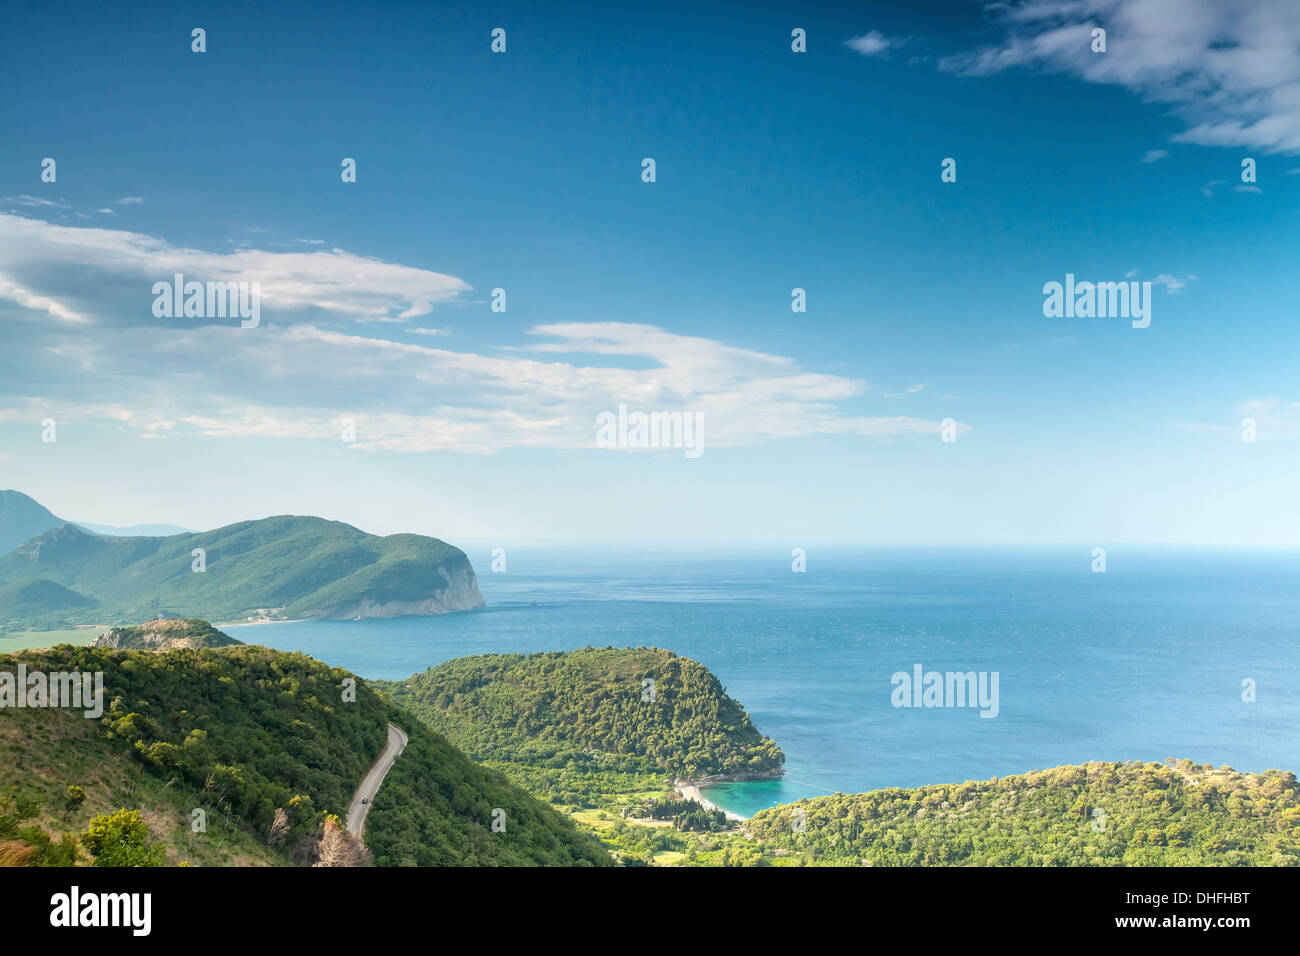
[361,798,369,804]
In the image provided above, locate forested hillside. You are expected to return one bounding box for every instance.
[378,646,785,790]
[0,510,484,629]
[747,760,1300,866]
[0,640,609,866]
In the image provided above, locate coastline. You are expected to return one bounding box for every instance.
[217,618,307,628]
[673,778,749,823]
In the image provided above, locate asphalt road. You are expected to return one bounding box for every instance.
[346,722,409,836]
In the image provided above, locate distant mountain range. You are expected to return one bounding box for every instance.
[0,491,484,629]
[74,521,194,537]
[0,491,191,551]
[0,490,64,554]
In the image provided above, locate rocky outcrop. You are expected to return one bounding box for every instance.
[308,563,485,620]
[93,618,242,651]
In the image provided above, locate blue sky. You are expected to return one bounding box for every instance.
[0,0,1297,546]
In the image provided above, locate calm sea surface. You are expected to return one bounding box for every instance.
[225,546,1300,818]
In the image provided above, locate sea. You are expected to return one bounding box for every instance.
[224,545,1300,819]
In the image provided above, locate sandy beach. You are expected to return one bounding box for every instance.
[674,781,746,823]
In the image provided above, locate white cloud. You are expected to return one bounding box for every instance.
[0,217,966,455]
[846,31,900,56]
[0,213,470,325]
[115,197,144,205]
[0,277,92,324]
[1140,149,1169,163]
[5,195,67,209]
[1177,398,1300,440]
[941,0,1300,154]
[884,383,927,398]
[1151,274,1194,293]
[1125,271,1194,294]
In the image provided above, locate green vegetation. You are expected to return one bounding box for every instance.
[0,701,282,866]
[0,580,98,626]
[0,637,609,866]
[367,717,610,866]
[0,627,101,651]
[379,646,784,785]
[0,791,78,866]
[80,809,167,867]
[0,510,483,630]
[634,797,730,832]
[746,760,1300,866]
[376,646,782,864]
[4,643,388,848]
[9,620,1289,868]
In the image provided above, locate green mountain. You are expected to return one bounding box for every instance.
[0,511,484,629]
[376,647,784,865]
[378,647,785,791]
[0,639,610,866]
[0,579,98,620]
[746,760,1300,866]
[0,490,64,555]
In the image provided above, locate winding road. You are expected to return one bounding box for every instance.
[346,722,408,836]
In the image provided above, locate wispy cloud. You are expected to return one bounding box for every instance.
[846,31,903,56]
[1176,398,1300,440]
[940,0,1300,154]
[0,216,967,455]
[1122,271,1195,294]
[1152,274,1195,294]
[0,213,470,325]
[884,383,927,398]
[1140,149,1169,163]
[5,195,67,209]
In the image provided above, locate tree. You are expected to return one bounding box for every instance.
[80,809,166,867]
[268,807,290,846]
[313,815,368,867]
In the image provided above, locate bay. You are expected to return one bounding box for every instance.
[224,546,1300,819]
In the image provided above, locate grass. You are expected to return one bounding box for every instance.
[570,809,619,831]
[0,627,102,650]
[0,706,279,866]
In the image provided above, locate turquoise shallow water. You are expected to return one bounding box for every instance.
[225,546,1300,819]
